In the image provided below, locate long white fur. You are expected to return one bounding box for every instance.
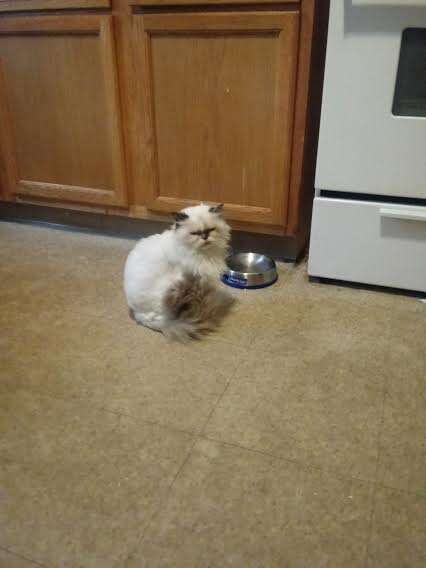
[123,204,231,339]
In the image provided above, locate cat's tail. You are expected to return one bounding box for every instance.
[162,272,234,341]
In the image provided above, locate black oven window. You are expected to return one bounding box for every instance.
[392,28,426,118]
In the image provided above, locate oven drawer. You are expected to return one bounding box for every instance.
[308,197,426,292]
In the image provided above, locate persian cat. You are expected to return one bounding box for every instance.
[124,204,234,340]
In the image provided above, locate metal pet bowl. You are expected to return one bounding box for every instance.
[221,252,278,289]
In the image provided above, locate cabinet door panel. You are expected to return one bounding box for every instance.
[0,15,127,206]
[136,11,299,226]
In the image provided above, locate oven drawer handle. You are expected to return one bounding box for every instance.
[380,207,426,222]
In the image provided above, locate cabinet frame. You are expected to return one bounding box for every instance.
[0,14,127,206]
[0,1,110,11]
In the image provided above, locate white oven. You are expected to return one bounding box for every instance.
[308,0,426,292]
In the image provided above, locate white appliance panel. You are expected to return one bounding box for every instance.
[309,197,426,292]
[315,1,426,199]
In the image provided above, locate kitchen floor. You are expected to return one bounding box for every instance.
[0,221,425,568]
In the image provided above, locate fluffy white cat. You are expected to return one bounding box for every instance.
[124,204,234,340]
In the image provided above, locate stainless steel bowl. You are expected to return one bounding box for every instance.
[221,252,278,289]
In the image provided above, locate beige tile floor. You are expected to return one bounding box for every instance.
[0,221,425,568]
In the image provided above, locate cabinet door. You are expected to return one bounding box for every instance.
[136,11,299,226]
[0,15,127,206]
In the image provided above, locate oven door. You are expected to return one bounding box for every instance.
[315,0,426,199]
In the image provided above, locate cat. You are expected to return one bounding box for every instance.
[124,203,234,341]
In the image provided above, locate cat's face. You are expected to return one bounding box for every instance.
[173,204,230,253]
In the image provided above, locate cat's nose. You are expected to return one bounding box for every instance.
[202,233,208,240]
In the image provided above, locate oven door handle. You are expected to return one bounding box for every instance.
[380,207,426,222]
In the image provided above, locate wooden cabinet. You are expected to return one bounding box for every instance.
[0,14,127,206]
[0,0,326,258]
[0,1,110,11]
[131,0,298,5]
[136,11,299,227]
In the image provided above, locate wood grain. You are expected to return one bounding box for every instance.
[17,180,118,204]
[111,0,157,209]
[132,0,298,6]
[136,10,299,226]
[0,14,127,206]
[16,195,108,214]
[0,0,110,12]
[99,15,128,205]
[0,60,17,199]
[143,12,294,31]
[0,14,104,32]
[286,0,316,235]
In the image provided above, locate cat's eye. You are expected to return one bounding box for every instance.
[190,228,215,237]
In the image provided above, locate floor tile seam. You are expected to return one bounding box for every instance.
[0,543,49,567]
[197,376,236,438]
[190,338,254,422]
[0,453,110,514]
[32,319,252,380]
[364,356,388,568]
[118,435,200,567]
[1,452,160,557]
[60,380,201,433]
[103,406,198,437]
[0,383,126,426]
[4,383,199,437]
[191,330,253,428]
[373,482,426,499]
[2,515,134,568]
[362,481,380,568]
[95,329,253,367]
[5,386,425,496]
[363,407,384,568]
[199,434,382,488]
[117,431,394,568]
[2,394,198,502]
[44,419,198,548]
[363,354,395,565]
[381,380,424,493]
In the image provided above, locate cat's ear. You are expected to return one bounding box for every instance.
[173,212,189,224]
[209,203,224,215]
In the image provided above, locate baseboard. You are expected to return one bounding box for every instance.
[308,276,426,299]
[0,201,307,262]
